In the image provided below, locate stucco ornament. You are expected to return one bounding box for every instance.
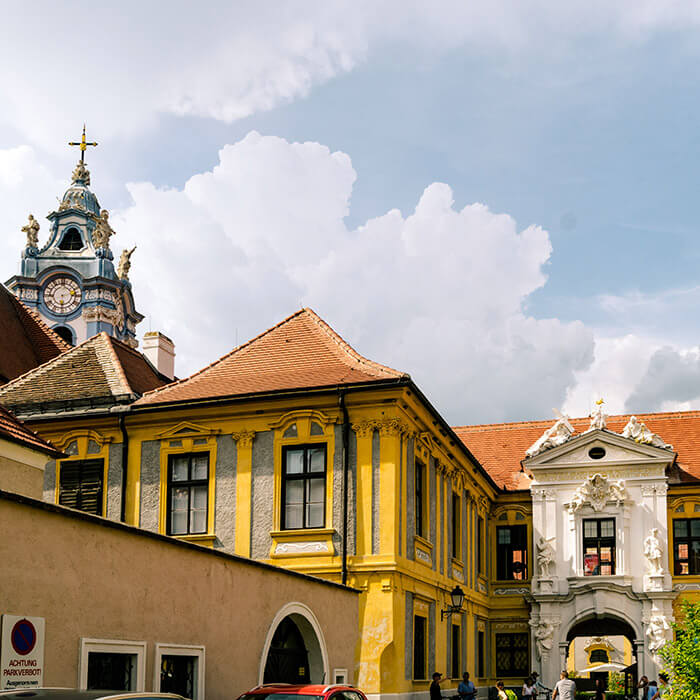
[117,246,136,280]
[644,528,664,575]
[526,411,574,457]
[532,621,554,659]
[587,398,607,431]
[72,160,91,185]
[621,416,673,450]
[646,615,670,654]
[21,214,40,248]
[569,473,626,513]
[536,535,556,578]
[92,209,115,249]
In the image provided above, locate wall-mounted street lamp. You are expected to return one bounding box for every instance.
[441,585,465,621]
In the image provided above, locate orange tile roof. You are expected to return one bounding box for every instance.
[0,332,169,414]
[0,284,69,384]
[137,308,407,406]
[453,410,700,490]
[0,404,62,456]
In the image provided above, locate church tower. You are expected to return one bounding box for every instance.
[5,127,143,347]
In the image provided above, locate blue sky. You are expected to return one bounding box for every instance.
[2,2,700,423]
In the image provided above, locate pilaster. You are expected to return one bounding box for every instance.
[378,419,404,556]
[352,421,375,557]
[232,431,255,557]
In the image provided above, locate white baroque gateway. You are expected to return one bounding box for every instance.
[524,415,675,680]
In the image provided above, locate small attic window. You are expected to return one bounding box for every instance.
[515,511,525,520]
[283,423,298,438]
[695,504,700,513]
[310,421,324,436]
[498,512,508,520]
[58,227,83,251]
[675,505,685,513]
[588,446,606,460]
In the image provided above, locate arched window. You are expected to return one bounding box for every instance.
[53,326,75,345]
[590,649,609,664]
[58,227,83,251]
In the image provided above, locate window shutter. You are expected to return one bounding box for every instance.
[59,459,104,515]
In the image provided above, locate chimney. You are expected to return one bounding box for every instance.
[143,331,175,380]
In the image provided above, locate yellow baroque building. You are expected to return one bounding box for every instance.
[2,307,700,698]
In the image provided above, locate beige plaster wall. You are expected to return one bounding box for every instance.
[0,454,43,499]
[0,493,358,700]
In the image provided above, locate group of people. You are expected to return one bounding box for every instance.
[638,673,670,699]
[430,668,670,699]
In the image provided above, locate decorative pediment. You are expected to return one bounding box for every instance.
[156,421,221,440]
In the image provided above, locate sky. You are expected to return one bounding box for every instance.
[2,1,700,425]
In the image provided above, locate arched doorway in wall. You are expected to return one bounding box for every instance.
[565,615,637,694]
[260,603,329,685]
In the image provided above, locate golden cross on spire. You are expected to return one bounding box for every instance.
[68,124,98,163]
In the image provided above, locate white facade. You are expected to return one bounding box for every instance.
[524,424,676,683]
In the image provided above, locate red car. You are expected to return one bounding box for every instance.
[237,684,368,700]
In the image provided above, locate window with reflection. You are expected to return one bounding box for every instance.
[583,518,615,575]
[282,444,326,529]
[496,525,527,580]
[167,453,209,535]
[674,518,700,575]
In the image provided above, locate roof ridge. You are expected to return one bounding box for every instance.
[140,308,310,399]
[0,332,102,395]
[303,307,406,378]
[100,333,134,395]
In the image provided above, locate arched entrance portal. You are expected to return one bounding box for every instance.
[565,616,638,694]
[259,603,329,685]
[263,617,310,684]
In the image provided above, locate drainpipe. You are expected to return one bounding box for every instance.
[117,408,131,523]
[339,389,350,586]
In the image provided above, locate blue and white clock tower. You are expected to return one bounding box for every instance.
[5,128,143,347]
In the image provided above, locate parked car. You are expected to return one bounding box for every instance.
[0,691,187,700]
[237,683,368,700]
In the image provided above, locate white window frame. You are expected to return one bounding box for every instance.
[333,668,348,685]
[78,638,147,691]
[154,643,206,700]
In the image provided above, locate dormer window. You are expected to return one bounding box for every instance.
[58,227,83,251]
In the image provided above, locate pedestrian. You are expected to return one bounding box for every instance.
[495,681,508,700]
[650,673,669,699]
[646,681,657,700]
[531,671,549,698]
[430,672,446,700]
[637,675,649,700]
[457,672,477,700]
[551,671,576,700]
[594,678,606,700]
[522,677,536,697]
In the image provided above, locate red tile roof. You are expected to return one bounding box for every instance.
[0,404,62,456]
[137,308,407,406]
[0,332,169,414]
[454,410,700,490]
[0,284,70,384]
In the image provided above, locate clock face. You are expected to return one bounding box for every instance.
[44,276,82,314]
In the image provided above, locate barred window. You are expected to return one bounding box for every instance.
[495,633,528,677]
[59,459,104,515]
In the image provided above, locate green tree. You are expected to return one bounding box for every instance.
[658,599,700,700]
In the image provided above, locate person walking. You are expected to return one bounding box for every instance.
[637,675,649,700]
[457,672,477,700]
[650,673,669,699]
[594,678,606,700]
[551,671,576,700]
[531,671,549,698]
[522,677,536,697]
[430,672,446,700]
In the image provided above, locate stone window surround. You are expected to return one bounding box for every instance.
[154,642,206,700]
[78,637,147,691]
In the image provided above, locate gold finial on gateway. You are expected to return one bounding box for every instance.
[68,124,98,163]
[596,397,605,406]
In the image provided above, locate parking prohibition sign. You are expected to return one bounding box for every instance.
[10,621,36,656]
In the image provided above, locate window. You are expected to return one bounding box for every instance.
[589,649,609,663]
[155,644,205,700]
[451,624,460,678]
[58,227,84,250]
[583,518,616,576]
[333,669,348,684]
[477,516,484,575]
[673,518,700,575]
[415,460,425,538]
[477,630,485,678]
[452,493,461,559]
[79,639,146,691]
[53,325,75,345]
[59,459,104,515]
[281,444,326,529]
[496,525,528,580]
[413,615,427,680]
[495,633,528,677]
[167,453,209,535]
